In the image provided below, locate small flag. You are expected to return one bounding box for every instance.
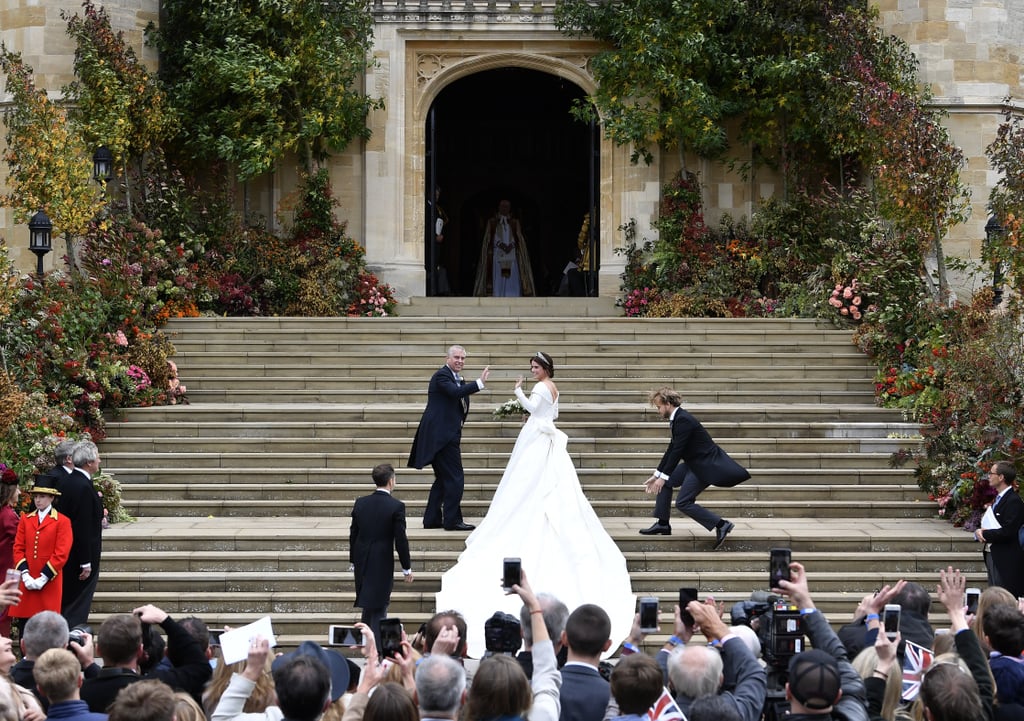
[648,687,687,721]
[901,640,934,701]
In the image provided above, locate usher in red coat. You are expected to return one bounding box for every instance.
[8,508,73,619]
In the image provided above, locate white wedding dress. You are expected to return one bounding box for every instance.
[435,382,636,659]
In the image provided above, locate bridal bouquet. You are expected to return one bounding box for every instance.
[493,398,529,420]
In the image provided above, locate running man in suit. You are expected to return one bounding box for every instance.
[973,460,1024,597]
[407,345,490,531]
[640,387,750,548]
[350,463,413,648]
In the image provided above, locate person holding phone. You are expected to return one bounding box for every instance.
[350,463,413,652]
[435,351,635,659]
[408,344,489,532]
[640,387,750,548]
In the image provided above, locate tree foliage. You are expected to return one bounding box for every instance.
[0,48,103,239]
[151,0,382,180]
[62,2,177,182]
[557,0,967,299]
[986,110,1024,300]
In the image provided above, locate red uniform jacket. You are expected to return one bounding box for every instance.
[9,508,73,619]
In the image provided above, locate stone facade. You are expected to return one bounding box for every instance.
[1,0,1022,298]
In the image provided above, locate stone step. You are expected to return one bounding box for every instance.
[180,388,878,404]
[114,403,902,424]
[100,550,977,575]
[99,438,918,458]
[172,350,871,368]
[104,450,896,471]
[119,499,935,519]
[104,420,920,441]
[176,375,876,393]
[100,518,967,555]
[175,363,875,380]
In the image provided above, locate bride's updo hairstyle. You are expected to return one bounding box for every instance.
[530,351,555,378]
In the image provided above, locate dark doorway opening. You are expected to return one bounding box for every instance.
[425,67,596,297]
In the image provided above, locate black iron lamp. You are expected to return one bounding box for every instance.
[984,215,1005,307]
[92,146,114,184]
[28,209,53,279]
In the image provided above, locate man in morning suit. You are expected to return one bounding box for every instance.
[559,604,612,721]
[640,387,750,548]
[973,460,1024,597]
[56,440,105,627]
[407,345,490,531]
[349,463,413,648]
[37,440,76,489]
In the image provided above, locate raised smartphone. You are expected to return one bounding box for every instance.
[639,597,660,633]
[502,557,522,589]
[679,587,698,626]
[769,548,792,588]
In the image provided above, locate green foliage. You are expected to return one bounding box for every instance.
[0,47,103,237]
[986,110,1024,300]
[62,2,176,176]
[151,0,382,179]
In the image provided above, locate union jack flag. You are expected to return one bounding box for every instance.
[648,687,687,721]
[901,640,934,701]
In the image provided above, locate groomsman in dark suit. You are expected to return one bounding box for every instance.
[407,345,490,531]
[56,440,105,627]
[640,387,750,548]
[37,440,76,489]
[559,604,612,721]
[973,461,1024,597]
[350,463,413,647]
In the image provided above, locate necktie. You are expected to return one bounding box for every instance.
[457,375,469,416]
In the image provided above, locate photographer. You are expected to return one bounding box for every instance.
[660,600,766,721]
[80,604,210,713]
[11,611,100,710]
[775,562,868,721]
[464,569,560,721]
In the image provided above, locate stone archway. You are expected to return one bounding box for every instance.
[404,48,608,297]
[424,66,593,296]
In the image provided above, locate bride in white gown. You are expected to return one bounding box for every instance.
[435,351,636,659]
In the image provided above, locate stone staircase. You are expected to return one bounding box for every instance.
[96,305,980,649]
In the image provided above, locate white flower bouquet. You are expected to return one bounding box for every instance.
[493,398,529,420]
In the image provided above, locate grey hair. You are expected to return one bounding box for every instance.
[71,440,99,468]
[520,593,569,646]
[415,654,466,717]
[668,644,723,700]
[53,440,76,466]
[22,611,70,659]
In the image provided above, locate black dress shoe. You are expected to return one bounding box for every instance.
[445,522,475,531]
[713,520,735,549]
[639,522,671,536]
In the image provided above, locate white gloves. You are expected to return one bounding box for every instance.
[22,574,48,590]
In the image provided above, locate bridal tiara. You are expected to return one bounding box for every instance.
[534,351,546,361]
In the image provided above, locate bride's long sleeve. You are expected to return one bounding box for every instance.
[514,385,546,415]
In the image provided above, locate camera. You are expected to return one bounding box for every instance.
[484,612,522,655]
[68,625,91,647]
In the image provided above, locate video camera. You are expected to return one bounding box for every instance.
[730,594,804,668]
[484,612,522,655]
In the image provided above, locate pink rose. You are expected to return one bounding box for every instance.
[843,288,853,299]
[852,296,862,306]
[840,308,849,315]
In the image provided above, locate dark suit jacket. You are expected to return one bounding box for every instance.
[350,490,411,610]
[984,489,1024,598]
[657,408,749,486]
[53,469,103,570]
[407,365,482,468]
[559,664,609,721]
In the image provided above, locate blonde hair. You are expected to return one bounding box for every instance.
[648,387,682,407]
[851,646,902,720]
[173,692,206,721]
[971,586,1016,655]
[203,654,277,716]
[32,648,81,703]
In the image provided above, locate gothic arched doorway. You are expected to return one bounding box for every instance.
[425,67,597,297]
